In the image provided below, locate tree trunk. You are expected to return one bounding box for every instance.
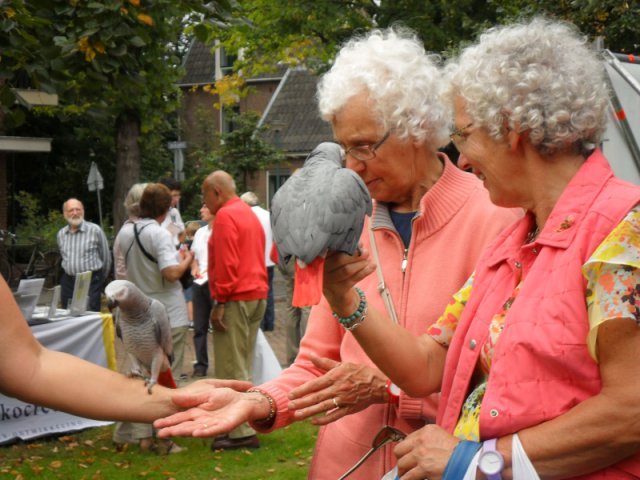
[113,110,141,232]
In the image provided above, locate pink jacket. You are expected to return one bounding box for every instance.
[255,156,521,479]
[439,150,640,478]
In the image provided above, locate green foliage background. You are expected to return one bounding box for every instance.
[2,0,638,233]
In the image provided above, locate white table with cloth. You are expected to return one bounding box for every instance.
[0,312,117,444]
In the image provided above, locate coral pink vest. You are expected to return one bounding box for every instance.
[438,150,640,478]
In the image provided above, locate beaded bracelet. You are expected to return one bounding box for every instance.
[246,388,276,425]
[332,287,368,331]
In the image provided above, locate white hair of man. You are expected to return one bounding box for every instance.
[317,26,451,149]
[240,191,260,207]
[62,198,84,228]
[444,17,610,156]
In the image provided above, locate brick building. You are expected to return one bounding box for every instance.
[177,40,333,207]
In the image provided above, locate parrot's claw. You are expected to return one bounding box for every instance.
[128,368,145,379]
[145,379,157,394]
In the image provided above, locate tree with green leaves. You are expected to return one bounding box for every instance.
[196,109,283,195]
[1,0,234,230]
[196,0,638,80]
[1,0,638,231]
[492,0,638,53]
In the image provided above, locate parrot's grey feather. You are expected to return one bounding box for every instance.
[271,142,372,265]
[104,280,173,391]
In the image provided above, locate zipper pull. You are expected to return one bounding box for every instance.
[401,248,408,273]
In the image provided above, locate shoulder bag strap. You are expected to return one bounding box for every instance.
[368,222,399,324]
[133,223,157,264]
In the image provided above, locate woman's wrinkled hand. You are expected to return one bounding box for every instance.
[394,424,459,480]
[287,354,388,425]
[154,379,263,438]
[323,246,376,314]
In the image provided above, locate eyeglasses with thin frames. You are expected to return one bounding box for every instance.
[449,122,474,149]
[337,425,407,480]
[343,130,391,162]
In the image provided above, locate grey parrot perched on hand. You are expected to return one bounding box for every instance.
[105,280,176,393]
[271,142,372,307]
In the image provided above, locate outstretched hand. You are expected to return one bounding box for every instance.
[154,379,264,438]
[287,354,388,426]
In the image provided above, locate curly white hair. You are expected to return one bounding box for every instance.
[317,27,450,149]
[444,17,610,156]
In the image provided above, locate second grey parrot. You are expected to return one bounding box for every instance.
[271,142,372,306]
[105,280,176,393]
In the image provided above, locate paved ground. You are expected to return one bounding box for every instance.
[115,268,291,378]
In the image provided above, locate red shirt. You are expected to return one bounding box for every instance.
[208,197,268,302]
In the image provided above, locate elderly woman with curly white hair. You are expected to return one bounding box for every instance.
[154,27,518,478]
[308,17,640,479]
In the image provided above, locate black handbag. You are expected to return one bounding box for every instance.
[178,267,193,290]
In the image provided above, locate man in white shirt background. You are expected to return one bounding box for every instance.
[240,192,275,331]
[189,203,214,377]
[159,178,185,249]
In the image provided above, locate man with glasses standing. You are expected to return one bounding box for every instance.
[57,198,111,312]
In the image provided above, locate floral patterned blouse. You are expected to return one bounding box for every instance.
[426,205,640,441]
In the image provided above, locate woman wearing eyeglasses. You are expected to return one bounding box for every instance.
[318,18,640,479]
[155,27,518,478]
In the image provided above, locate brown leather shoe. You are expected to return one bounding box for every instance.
[211,435,260,451]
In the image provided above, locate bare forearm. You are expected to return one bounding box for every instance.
[162,257,190,283]
[0,282,178,423]
[501,393,640,479]
[12,348,178,423]
[499,320,640,478]
[348,304,445,396]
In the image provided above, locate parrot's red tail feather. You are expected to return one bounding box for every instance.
[158,368,177,389]
[293,257,325,307]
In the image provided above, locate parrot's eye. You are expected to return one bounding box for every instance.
[343,130,391,162]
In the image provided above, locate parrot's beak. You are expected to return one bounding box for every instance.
[106,298,118,312]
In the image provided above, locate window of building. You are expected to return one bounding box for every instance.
[267,169,290,208]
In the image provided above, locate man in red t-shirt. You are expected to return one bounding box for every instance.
[202,170,268,450]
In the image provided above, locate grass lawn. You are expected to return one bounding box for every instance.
[0,421,318,479]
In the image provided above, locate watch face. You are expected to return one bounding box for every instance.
[389,383,401,396]
[479,451,504,475]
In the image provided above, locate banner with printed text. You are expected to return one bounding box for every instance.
[0,314,116,444]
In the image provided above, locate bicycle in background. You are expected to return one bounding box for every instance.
[0,230,60,290]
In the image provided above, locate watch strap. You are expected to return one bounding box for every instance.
[386,379,400,404]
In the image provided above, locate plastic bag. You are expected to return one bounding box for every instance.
[381,466,399,480]
[512,433,541,479]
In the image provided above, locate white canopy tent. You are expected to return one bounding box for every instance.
[602,51,640,185]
